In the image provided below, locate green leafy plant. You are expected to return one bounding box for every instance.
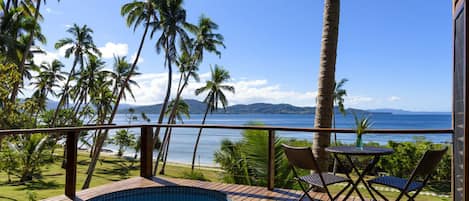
[353,113,373,149]
[182,171,209,181]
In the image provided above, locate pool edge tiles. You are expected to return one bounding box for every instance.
[88,186,230,201]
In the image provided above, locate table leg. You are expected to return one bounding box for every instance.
[331,154,365,200]
[343,155,380,201]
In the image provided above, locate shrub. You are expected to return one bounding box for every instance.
[182,171,209,181]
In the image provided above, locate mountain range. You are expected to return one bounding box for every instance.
[117,99,372,114]
[44,99,448,115]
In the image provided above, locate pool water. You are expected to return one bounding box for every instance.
[88,186,230,201]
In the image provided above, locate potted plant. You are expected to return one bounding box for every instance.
[353,113,373,150]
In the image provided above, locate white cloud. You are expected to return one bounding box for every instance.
[98,42,128,59]
[389,96,401,102]
[345,96,374,107]
[33,50,60,65]
[130,52,144,64]
[124,72,318,107]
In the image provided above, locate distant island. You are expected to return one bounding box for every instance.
[43,99,450,115]
[117,99,376,114]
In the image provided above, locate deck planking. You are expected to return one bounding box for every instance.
[43,176,367,201]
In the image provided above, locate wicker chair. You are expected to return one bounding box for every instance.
[281,144,351,201]
[367,147,448,201]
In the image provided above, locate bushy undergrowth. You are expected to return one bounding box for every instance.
[214,128,451,193]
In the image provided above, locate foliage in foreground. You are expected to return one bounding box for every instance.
[214,126,451,193]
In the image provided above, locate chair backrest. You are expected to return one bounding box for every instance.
[281,144,320,172]
[410,147,448,179]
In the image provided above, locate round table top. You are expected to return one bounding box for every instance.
[325,146,394,156]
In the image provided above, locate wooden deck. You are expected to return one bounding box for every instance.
[43,177,367,201]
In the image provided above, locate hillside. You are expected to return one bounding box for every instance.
[118,99,368,114]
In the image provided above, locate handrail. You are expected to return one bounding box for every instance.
[0,124,453,199]
[0,124,453,135]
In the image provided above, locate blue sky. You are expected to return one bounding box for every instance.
[33,0,453,111]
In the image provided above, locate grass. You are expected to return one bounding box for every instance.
[0,151,450,201]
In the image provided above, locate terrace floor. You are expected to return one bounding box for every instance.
[43,176,366,201]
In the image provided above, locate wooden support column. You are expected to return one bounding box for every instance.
[453,0,467,200]
[140,126,153,178]
[65,131,78,199]
[267,130,275,190]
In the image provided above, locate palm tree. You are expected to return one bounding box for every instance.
[165,15,224,125]
[81,1,158,188]
[1,4,46,102]
[158,98,189,173]
[332,78,347,175]
[332,78,347,145]
[10,0,58,102]
[71,56,108,117]
[157,15,225,174]
[52,24,101,126]
[106,0,157,121]
[110,56,140,101]
[191,65,234,171]
[312,0,341,172]
[30,59,65,123]
[152,0,195,174]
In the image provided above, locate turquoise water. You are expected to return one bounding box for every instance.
[106,113,452,165]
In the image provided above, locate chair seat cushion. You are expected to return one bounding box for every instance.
[299,173,350,188]
[368,176,423,192]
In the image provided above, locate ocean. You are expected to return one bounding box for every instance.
[104,113,452,166]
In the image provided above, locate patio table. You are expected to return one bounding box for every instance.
[325,146,394,201]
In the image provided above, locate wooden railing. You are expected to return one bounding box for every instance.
[0,124,453,199]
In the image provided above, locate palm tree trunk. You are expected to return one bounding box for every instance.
[313,0,340,172]
[51,57,79,127]
[191,104,210,171]
[82,15,150,189]
[332,113,339,175]
[159,126,172,174]
[10,0,42,102]
[153,51,173,175]
[156,67,191,174]
[5,0,11,10]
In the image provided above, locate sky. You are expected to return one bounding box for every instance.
[30,0,453,112]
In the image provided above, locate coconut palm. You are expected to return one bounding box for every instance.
[158,15,225,174]
[192,15,225,62]
[332,78,347,175]
[110,56,140,101]
[30,59,65,123]
[71,56,107,115]
[52,24,101,127]
[81,1,158,188]
[6,134,49,182]
[191,66,234,171]
[165,15,224,125]
[10,0,55,102]
[152,0,195,174]
[158,98,189,173]
[313,0,341,172]
[107,0,157,121]
[332,78,347,145]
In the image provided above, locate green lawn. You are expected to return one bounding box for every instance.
[0,151,450,201]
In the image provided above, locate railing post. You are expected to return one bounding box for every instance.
[267,129,275,190]
[140,126,153,178]
[65,131,78,199]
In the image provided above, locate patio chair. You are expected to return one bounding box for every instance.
[367,147,448,201]
[281,144,351,201]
